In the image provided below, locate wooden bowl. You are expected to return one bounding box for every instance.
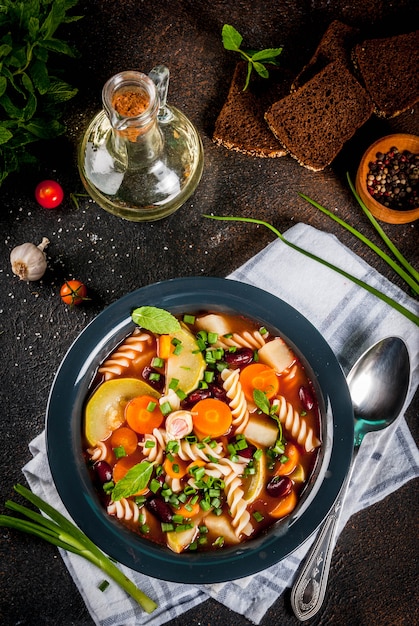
[355,133,419,224]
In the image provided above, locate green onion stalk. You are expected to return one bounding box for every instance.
[0,484,157,614]
[203,214,419,327]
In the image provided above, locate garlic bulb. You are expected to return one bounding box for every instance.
[10,237,50,281]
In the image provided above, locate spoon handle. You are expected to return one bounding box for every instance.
[291,458,355,621]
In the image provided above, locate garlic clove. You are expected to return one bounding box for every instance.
[10,237,50,281]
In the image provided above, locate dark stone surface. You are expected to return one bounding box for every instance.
[1,2,418,625]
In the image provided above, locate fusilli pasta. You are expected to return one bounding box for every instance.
[273,396,321,451]
[221,368,249,433]
[216,329,268,350]
[98,329,154,380]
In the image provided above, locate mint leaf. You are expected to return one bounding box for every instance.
[112,462,153,501]
[221,24,242,51]
[253,61,269,79]
[132,306,181,334]
[221,25,283,90]
[253,389,271,415]
[251,47,283,61]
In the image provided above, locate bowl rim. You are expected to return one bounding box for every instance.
[355,133,419,224]
[46,276,354,583]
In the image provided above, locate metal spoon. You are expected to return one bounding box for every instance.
[291,336,410,621]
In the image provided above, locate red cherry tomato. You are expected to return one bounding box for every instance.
[60,280,88,306]
[35,179,64,209]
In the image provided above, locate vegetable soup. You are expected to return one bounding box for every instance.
[83,308,321,553]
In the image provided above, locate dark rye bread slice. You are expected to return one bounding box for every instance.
[352,30,419,118]
[265,61,373,171]
[213,61,293,158]
[292,20,360,90]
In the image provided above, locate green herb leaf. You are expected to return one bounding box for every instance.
[221,24,283,90]
[253,389,271,415]
[251,48,283,62]
[221,24,243,51]
[132,306,181,334]
[111,461,153,501]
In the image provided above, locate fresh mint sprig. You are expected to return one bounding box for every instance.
[222,24,283,90]
[0,484,157,613]
[203,214,419,327]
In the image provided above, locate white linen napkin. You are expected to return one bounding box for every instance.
[22,223,419,625]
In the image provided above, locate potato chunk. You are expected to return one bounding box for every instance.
[258,337,295,373]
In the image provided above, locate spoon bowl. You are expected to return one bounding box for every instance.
[291,336,411,621]
[348,337,410,443]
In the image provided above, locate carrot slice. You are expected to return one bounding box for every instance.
[192,398,233,438]
[125,395,164,434]
[110,426,138,455]
[158,334,172,359]
[163,456,188,479]
[239,363,279,401]
[269,489,297,518]
[186,459,206,475]
[275,442,300,476]
[176,500,201,518]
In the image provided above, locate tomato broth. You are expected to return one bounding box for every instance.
[83,310,321,553]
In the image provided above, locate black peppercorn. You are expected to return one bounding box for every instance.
[366,147,418,211]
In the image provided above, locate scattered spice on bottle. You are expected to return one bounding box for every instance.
[112,90,149,117]
[366,147,418,211]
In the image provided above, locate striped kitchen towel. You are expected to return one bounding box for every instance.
[23,223,419,625]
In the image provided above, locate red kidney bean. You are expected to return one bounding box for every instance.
[184,388,212,408]
[236,443,257,459]
[224,347,254,367]
[266,475,292,498]
[94,461,113,484]
[299,385,315,411]
[208,383,228,403]
[145,496,173,523]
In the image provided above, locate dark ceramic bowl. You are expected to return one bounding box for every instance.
[46,277,353,583]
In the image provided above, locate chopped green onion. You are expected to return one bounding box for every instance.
[152,357,164,368]
[146,401,157,412]
[213,536,225,547]
[98,580,110,592]
[0,484,157,613]
[176,389,187,401]
[169,378,179,390]
[161,522,174,532]
[253,511,264,522]
[183,314,196,324]
[208,332,218,344]
[113,445,126,459]
[204,370,215,383]
[145,440,156,449]
[175,523,193,532]
[150,478,161,493]
[172,514,184,524]
[204,213,419,327]
[149,372,161,382]
[160,401,172,416]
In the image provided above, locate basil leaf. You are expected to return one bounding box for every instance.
[112,461,153,501]
[222,24,242,51]
[132,306,181,334]
[253,389,271,415]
